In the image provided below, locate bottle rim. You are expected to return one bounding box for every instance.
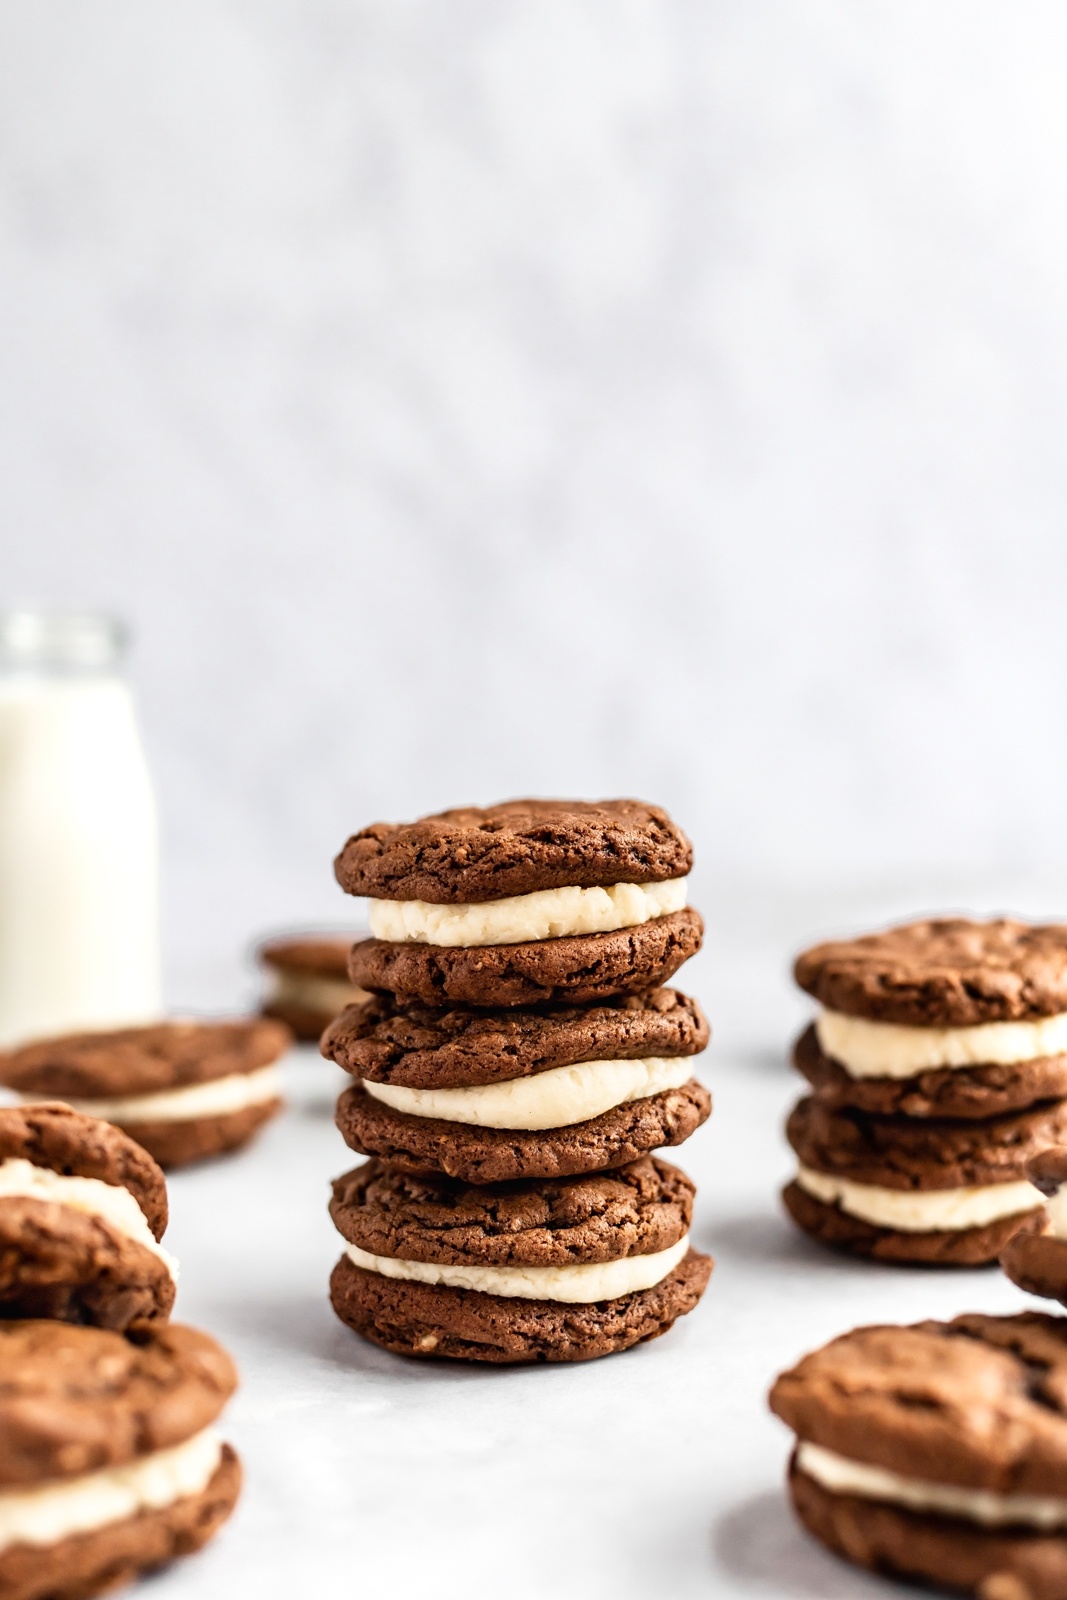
[0,609,128,674]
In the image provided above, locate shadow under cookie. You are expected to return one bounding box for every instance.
[335,1078,711,1183]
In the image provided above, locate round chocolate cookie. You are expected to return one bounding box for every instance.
[1001,1149,1067,1304]
[329,1155,694,1267]
[322,988,709,1089]
[0,1103,174,1329]
[348,908,704,1009]
[259,933,369,1042]
[782,1095,1065,1265]
[335,1077,711,1184]
[0,1018,290,1171]
[0,1319,240,1600]
[795,917,1067,1027]
[770,1313,1067,1598]
[793,1021,1067,1120]
[334,798,692,903]
[330,1248,711,1364]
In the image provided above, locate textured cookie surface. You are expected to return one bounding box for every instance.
[348,909,703,1009]
[793,1022,1067,1120]
[0,1445,241,1600]
[335,1079,710,1184]
[258,935,357,975]
[119,1101,282,1171]
[0,1019,291,1099]
[323,988,708,1089]
[329,1248,711,1363]
[770,1312,1067,1492]
[782,1180,1028,1265]
[788,1454,1067,1600]
[0,1103,168,1238]
[0,1321,237,1488]
[0,1198,175,1328]
[334,798,692,903]
[330,1154,693,1268]
[795,917,1067,1026]
[786,1093,1067,1190]
[1001,1213,1067,1304]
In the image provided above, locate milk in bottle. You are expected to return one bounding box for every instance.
[0,610,162,1047]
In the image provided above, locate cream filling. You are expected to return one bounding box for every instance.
[271,971,366,1014]
[344,1233,689,1303]
[366,877,688,948]
[361,1055,694,1130]
[795,1165,1043,1232]
[0,1158,176,1277]
[816,1007,1067,1079]
[798,1440,1067,1531]
[1045,1186,1067,1240]
[43,1063,282,1124]
[0,1427,221,1552]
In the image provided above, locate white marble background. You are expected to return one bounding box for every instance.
[3,0,1067,1007]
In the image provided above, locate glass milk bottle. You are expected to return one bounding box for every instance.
[0,610,162,1047]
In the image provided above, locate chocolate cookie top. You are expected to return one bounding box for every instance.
[1025,1148,1067,1197]
[795,918,1067,1027]
[0,1321,237,1488]
[787,1094,1067,1191]
[0,1017,291,1099]
[334,799,692,904]
[771,1313,1067,1495]
[0,1103,168,1238]
[321,988,709,1089]
[258,935,358,977]
[330,1154,693,1268]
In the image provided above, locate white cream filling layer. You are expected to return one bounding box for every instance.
[0,1158,176,1277]
[361,1055,694,1130]
[48,1063,282,1125]
[816,1007,1067,1079]
[344,1233,689,1303]
[798,1440,1067,1531]
[271,972,366,1014]
[367,878,688,948]
[1045,1186,1067,1240]
[0,1427,221,1553]
[795,1165,1043,1232]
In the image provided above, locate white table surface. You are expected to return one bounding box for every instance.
[152,900,1056,1600]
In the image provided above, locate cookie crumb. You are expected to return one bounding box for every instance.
[415,1333,439,1352]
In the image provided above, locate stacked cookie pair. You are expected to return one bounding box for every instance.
[782,918,1067,1265]
[258,933,369,1041]
[321,799,714,1363]
[771,1147,1067,1598]
[0,1102,240,1599]
[0,1017,290,1169]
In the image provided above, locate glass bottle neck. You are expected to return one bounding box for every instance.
[0,610,128,677]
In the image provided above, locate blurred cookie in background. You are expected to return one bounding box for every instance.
[0,1018,290,1169]
[258,933,369,1042]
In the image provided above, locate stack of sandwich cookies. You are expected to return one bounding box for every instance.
[770,1313,1067,1599]
[329,1156,710,1363]
[326,798,712,1361]
[324,988,710,1183]
[0,1104,175,1329]
[0,1320,240,1600]
[0,1018,290,1169]
[785,918,1067,1264]
[259,933,369,1042]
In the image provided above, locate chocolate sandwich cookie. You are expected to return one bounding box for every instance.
[325,987,711,1182]
[794,917,1067,1120]
[770,1312,1067,1599]
[258,933,369,1041]
[0,1103,175,1329]
[336,799,701,1008]
[329,1154,711,1362]
[0,1018,290,1170]
[1001,1148,1067,1304]
[782,1094,1064,1264]
[0,1319,240,1600]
